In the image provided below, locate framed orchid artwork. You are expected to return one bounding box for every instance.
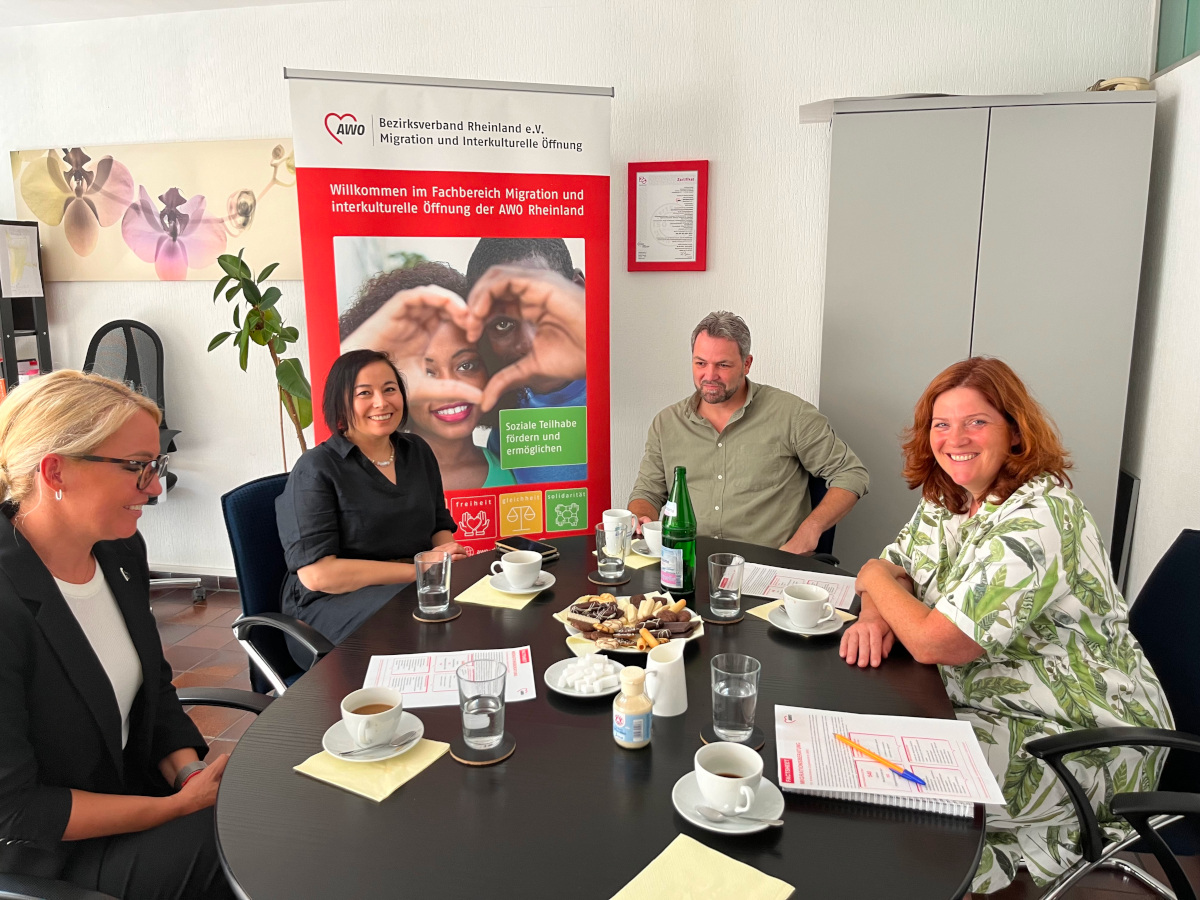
[9,138,301,282]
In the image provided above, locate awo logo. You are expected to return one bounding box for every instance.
[324,112,365,144]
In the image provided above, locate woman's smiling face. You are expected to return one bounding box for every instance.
[929,386,1016,501]
[409,321,487,441]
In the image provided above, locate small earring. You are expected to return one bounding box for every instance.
[54,489,63,501]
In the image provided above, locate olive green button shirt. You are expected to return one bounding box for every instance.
[627,380,869,548]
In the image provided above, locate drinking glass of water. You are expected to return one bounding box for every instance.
[707,553,745,618]
[595,523,629,581]
[457,659,507,750]
[710,653,761,742]
[415,550,451,616]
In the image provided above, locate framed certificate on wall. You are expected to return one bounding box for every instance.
[627,160,708,271]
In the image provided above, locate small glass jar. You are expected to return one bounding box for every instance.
[613,666,653,749]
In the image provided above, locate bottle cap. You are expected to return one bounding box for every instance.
[620,666,646,687]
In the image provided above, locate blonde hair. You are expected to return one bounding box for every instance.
[0,370,161,508]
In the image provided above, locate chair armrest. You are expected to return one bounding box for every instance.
[1111,791,1200,900]
[0,872,120,900]
[176,687,273,715]
[1026,727,1200,863]
[811,552,841,567]
[232,613,334,670]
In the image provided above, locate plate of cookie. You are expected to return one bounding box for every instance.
[553,591,704,653]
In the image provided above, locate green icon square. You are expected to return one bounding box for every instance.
[546,488,588,533]
[497,406,587,470]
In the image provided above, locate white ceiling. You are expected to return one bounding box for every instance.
[0,0,332,28]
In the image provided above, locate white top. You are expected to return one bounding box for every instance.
[55,561,143,748]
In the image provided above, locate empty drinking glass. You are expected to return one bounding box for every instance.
[595,523,629,581]
[415,550,451,616]
[457,659,507,750]
[711,654,761,742]
[707,553,745,618]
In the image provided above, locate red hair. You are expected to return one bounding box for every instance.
[902,357,1072,514]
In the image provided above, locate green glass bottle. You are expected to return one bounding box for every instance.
[660,466,697,597]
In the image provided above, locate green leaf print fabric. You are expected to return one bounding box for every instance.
[882,475,1173,893]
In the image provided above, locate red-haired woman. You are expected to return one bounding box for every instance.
[840,357,1172,895]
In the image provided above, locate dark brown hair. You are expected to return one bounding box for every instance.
[322,349,408,435]
[902,357,1072,513]
[339,261,468,341]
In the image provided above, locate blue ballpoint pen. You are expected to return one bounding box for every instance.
[834,733,928,787]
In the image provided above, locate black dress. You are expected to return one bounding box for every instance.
[275,431,456,646]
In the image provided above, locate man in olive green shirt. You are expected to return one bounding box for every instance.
[628,311,868,553]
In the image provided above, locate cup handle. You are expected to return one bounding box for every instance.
[819,602,835,623]
[490,561,503,576]
[735,786,754,814]
[644,669,658,699]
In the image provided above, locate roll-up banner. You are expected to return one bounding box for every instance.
[286,69,612,553]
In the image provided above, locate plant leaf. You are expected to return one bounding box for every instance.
[257,262,280,283]
[259,286,282,310]
[236,330,249,371]
[207,332,233,351]
[242,279,262,307]
[218,254,252,280]
[273,338,286,353]
[276,357,312,399]
[290,393,313,429]
[233,305,240,328]
[226,283,242,302]
[213,274,231,301]
[280,326,299,342]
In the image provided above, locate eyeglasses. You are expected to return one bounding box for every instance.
[74,454,169,491]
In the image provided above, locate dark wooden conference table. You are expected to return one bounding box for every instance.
[215,536,984,899]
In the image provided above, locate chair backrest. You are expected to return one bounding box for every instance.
[1130,529,1200,793]
[82,320,168,426]
[220,473,297,693]
[807,475,837,556]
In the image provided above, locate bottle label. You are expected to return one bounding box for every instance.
[662,501,677,517]
[660,546,684,589]
[613,709,652,745]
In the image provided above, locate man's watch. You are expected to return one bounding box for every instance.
[174,760,208,791]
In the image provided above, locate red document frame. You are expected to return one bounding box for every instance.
[627,160,708,271]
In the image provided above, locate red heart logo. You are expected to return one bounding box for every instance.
[324,112,357,144]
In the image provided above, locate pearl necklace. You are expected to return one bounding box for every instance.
[371,447,396,467]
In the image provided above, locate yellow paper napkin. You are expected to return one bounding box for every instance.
[293,738,449,802]
[566,634,602,657]
[591,550,659,570]
[455,575,541,610]
[746,599,857,624]
[612,834,794,900]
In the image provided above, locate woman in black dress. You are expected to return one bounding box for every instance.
[276,349,467,647]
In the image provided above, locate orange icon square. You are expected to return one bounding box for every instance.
[499,491,543,537]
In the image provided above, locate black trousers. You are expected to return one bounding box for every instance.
[61,807,235,900]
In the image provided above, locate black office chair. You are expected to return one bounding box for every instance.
[806,475,840,567]
[0,688,271,900]
[1026,529,1200,899]
[81,320,181,484]
[220,474,333,695]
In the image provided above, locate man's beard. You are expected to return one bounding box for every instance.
[699,380,739,404]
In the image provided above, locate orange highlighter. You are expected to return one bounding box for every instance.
[835,733,927,786]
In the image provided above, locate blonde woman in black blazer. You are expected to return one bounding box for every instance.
[0,371,233,899]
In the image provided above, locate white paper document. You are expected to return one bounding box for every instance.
[634,170,698,262]
[742,563,857,609]
[774,705,1005,816]
[362,646,537,709]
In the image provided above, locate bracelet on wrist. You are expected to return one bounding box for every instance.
[173,760,208,791]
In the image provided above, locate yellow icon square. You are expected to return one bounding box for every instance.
[499,491,544,537]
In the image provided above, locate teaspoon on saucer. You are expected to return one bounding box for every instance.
[338,729,420,758]
[695,805,784,826]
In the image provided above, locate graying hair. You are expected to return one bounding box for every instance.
[691,311,751,359]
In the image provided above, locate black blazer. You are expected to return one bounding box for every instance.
[0,517,206,877]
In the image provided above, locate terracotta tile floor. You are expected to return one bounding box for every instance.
[152,589,1196,898]
[153,587,253,762]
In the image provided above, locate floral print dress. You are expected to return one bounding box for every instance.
[883,475,1173,893]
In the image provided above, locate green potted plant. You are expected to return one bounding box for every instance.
[208,250,312,457]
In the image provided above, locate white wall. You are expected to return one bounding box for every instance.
[1122,54,1200,600]
[0,0,1155,573]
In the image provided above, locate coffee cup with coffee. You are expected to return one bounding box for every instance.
[782,584,836,629]
[694,741,763,815]
[340,687,404,750]
[490,549,542,590]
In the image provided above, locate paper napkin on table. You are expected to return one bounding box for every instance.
[455,575,541,610]
[591,550,659,570]
[566,634,602,657]
[611,834,794,900]
[293,739,449,802]
[747,599,856,624]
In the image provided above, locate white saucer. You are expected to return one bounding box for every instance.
[631,539,660,559]
[671,771,786,835]
[321,711,424,763]
[768,605,843,636]
[489,571,556,595]
[543,657,626,698]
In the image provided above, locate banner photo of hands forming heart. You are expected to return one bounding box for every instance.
[287,70,612,553]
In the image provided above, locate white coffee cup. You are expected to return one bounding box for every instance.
[340,687,404,749]
[641,521,663,555]
[783,584,836,629]
[602,509,635,555]
[490,549,542,590]
[694,741,763,815]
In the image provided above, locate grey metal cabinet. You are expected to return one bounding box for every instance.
[819,92,1155,571]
